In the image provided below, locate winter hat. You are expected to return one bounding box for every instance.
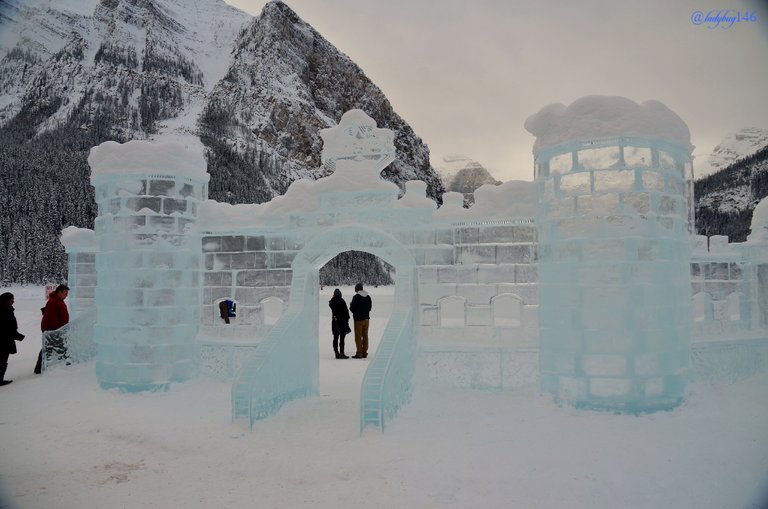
[355,283,363,292]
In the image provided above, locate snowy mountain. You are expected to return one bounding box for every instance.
[0,0,443,284]
[435,154,500,205]
[199,1,441,204]
[707,127,768,175]
[435,154,476,184]
[0,0,248,134]
[694,144,768,241]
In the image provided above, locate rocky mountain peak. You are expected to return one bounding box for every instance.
[204,0,442,204]
[707,127,768,175]
[96,0,182,33]
[434,154,501,206]
[261,0,301,22]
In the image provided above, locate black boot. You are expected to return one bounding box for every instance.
[34,351,42,374]
[333,337,340,359]
[0,363,11,386]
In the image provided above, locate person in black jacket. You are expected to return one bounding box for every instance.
[328,289,351,359]
[0,292,25,386]
[349,283,372,359]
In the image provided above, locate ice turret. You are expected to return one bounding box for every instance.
[527,96,694,412]
[89,140,209,392]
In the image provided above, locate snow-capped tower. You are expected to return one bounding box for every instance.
[526,96,695,412]
[88,140,208,392]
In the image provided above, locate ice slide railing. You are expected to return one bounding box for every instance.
[231,272,317,428]
[360,270,417,432]
[42,307,97,371]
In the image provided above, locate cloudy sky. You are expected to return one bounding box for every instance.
[226,0,768,181]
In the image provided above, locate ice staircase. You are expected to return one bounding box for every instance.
[231,272,317,427]
[360,270,417,431]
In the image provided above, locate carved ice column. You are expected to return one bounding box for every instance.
[60,226,98,320]
[88,140,208,392]
[527,97,694,412]
[746,198,768,331]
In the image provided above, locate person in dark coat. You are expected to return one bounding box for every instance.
[328,289,350,359]
[1,292,25,386]
[35,284,69,374]
[349,283,372,359]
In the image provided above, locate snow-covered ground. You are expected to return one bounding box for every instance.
[1,285,767,509]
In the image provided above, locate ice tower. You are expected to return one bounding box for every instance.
[526,96,694,412]
[89,140,208,391]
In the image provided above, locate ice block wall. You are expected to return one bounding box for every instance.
[527,97,694,412]
[61,226,99,319]
[89,140,208,392]
[689,235,754,337]
[199,234,293,331]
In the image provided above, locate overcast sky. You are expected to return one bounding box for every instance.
[225,0,768,181]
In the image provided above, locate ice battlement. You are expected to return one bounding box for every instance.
[88,139,209,181]
[524,96,694,154]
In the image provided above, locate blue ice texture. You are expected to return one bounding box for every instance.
[90,171,206,392]
[534,138,694,412]
[55,105,768,431]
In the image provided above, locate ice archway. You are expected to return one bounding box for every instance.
[232,224,418,431]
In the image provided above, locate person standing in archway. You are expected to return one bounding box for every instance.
[328,289,350,359]
[349,283,372,359]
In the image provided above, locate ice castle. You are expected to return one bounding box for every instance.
[55,97,768,431]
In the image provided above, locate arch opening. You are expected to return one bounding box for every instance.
[213,297,238,325]
[317,250,397,403]
[232,224,420,430]
[285,224,419,431]
[492,293,523,328]
[260,297,284,326]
